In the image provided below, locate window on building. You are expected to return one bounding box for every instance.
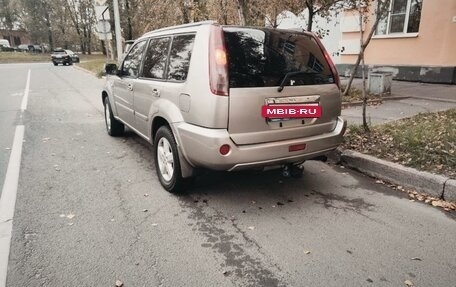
[376,0,422,35]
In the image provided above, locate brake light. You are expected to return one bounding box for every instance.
[209,25,229,96]
[312,34,340,89]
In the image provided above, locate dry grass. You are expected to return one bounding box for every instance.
[342,87,381,103]
[76,55,115,77]
[344,108,456,178]
[0,52,50,63]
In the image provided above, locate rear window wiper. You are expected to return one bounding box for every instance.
[277,71,317,92]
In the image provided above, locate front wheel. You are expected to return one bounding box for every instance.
[103,97,124,136]
[154,126,187,193]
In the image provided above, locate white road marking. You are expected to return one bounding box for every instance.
[0,69,30,286]
[0,125,25,287]
[20,69,31,111]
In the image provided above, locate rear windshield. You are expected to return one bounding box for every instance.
[223,27,335,88]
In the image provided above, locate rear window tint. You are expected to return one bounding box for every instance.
[223,27,334,88]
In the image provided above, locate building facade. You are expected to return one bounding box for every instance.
[338,0,456,84]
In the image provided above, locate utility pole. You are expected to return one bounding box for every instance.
[113,0,123,61]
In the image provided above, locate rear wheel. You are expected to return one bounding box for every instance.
[103,97,124,136]
[53,62,57,66]
[154,126,187,193]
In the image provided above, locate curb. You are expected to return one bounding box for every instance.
[339,149,455,202]
[409,96,456,104]
[73,64,103,78]
[342,96,410,108]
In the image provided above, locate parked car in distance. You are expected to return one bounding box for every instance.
[65,50,80,63]
[51,48,72,65]
[0,39,14,51]
[102,21,346,193]
[28,45,42,53]
[17,44,29,52]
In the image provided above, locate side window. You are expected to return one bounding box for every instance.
[142,37,171,79]
[121,40,146,77]
[167,35,195,81]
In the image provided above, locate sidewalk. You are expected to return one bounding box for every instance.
[340,78,456,125]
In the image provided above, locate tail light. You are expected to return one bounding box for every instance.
[312,33,340,89]
[209,25,229,96]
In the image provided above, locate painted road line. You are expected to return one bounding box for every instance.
[20,69,31,111]
[0,125,25,287]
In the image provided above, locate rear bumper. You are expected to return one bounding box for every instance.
[174,117,346,171]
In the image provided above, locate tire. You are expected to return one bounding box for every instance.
[53,62,57,66]
[154,126,187,193]
[103,97,124,136]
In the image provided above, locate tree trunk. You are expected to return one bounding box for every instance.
[125,0,133,39]
[342,0,387,97]
[44,10,53,51]
[359,11,369,132]
[305,0,314,32]
[236,0,246,25]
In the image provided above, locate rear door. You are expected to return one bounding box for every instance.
[134,36,170,136]
[223,27,341,145]
[113,40,147,126]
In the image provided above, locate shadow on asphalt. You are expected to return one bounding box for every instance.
[118,126,455,220]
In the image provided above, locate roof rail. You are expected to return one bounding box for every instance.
[143,20,217,37]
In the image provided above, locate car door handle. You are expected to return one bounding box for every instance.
[127,83,133,91]
[152,89,160,97]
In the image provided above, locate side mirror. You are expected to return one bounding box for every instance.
[104,63,118,75]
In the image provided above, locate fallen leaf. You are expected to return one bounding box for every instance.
[222,270,229,276]
[151,223,158,227]
[432,201,444,207]
[404,279,414,286]
[66,214,75,219]
[142,209,148,212]
[375,180,384,184]
[424,199,431,204]
[411,257,421,261]
[143,193,149,197]
[247,226,255,230]
[115,280,124,287]
[303,250,311,255]
[68,223,74,226]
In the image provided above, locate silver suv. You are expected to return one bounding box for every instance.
[102,21,346,192]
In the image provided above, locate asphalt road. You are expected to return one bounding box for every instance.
[0,63,455,287]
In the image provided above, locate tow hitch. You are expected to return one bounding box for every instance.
[282,163,304,178]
